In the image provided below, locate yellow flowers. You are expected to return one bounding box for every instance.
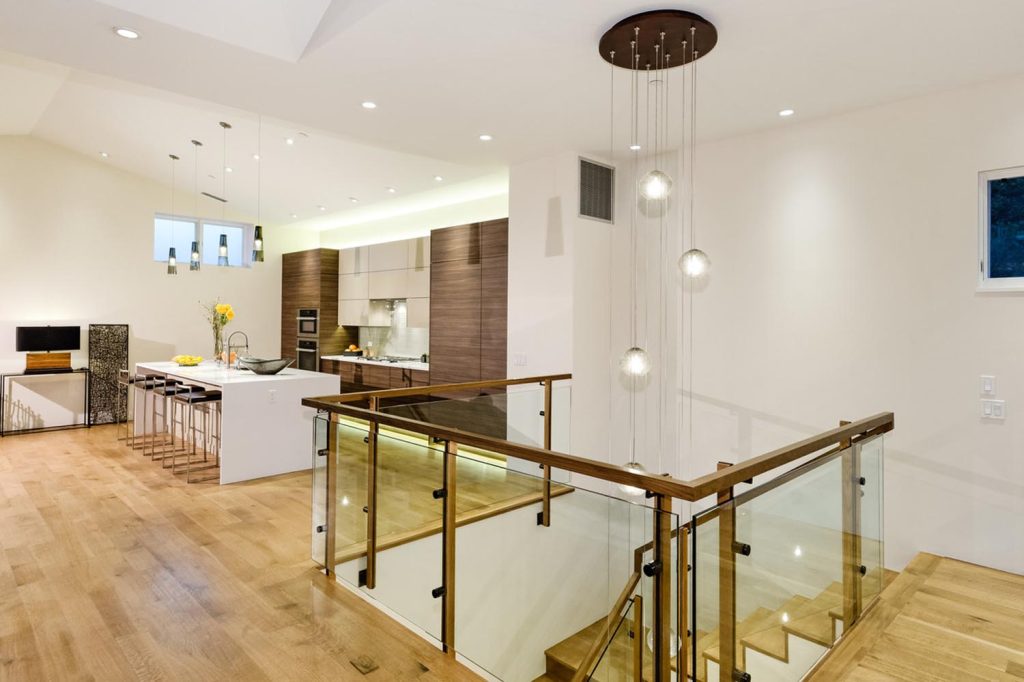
[205,300,236,328]
[172,354,203,366]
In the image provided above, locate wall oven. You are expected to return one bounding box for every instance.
[296,308,319,337]
[296,338,319,372]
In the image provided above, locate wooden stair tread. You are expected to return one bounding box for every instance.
[741,595,812,662]
[783,581,843,647]
[541,615,638,682]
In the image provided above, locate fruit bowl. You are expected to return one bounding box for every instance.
[237,358,293,375]
[172,354,203,367]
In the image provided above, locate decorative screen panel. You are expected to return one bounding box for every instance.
[88,324,129,425]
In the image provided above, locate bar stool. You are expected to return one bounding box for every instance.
[131,374,166,451]
[150,381,199,460]
[115,369,135,445]
[172,390,222,483]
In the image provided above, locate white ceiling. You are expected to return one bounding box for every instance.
[3,0,1024,227]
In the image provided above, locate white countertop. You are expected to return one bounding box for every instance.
[320,355,429,372]
[137,360,332,386]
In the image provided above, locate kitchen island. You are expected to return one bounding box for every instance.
[135,361,338,484]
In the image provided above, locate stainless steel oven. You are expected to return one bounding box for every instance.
[296,308,319,337]
[296,338,319,372]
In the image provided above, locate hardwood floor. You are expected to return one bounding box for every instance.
[0,426,480,681]
[810,553,1024,681]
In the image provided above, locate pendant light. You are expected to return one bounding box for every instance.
[678,25,711,280]
[166,154,179,275]
[252,115,265,263]
[218,121,231,267]
[189,139,203,271]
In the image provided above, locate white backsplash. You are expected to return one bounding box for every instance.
[359,302,429,359]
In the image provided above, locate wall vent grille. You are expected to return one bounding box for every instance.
[579,158,614,223]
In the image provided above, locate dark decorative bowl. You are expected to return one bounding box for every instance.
[237,358,294,375]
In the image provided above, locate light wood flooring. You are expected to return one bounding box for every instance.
[0,425,480,681]
[810,552,1024,681]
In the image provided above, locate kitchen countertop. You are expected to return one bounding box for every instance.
[320,355,429,372]
[136,361,331,385]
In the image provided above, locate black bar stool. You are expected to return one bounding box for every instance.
[172,390,222,483]
[150,381,200,460]
[131,373,165,451]
[115,369,135,445]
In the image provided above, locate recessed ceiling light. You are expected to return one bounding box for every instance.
[434,175,444,182]
[252,153,260,161]
[386,187,397,193]
[479,134,493,141]
[349,197,359,204]
[778,108,795,117]
[361,101,377,109]
[224,167,233,173]
[113,27,139,40]
[629,144,641,151]
[290,213,298,219]
[285,137,294,145]
[99,151,109,158]
[318,205,326,211]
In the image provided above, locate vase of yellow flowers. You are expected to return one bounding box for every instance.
[204,300,235,366]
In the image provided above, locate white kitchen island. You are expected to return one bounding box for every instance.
[135,361,339,484]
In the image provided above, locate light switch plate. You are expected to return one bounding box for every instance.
[981,398,1005,419]
[513,352,527,367]
[980,375,996,396]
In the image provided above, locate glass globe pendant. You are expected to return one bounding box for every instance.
[620,346,651,377]
[618,460,648,496]
[679,248,711,280]
[639,170,673,201]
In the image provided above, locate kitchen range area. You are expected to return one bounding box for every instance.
[283,218,508,393]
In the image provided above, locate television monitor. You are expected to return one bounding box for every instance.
[15,326,81,352]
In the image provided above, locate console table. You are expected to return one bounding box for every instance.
[0,368,91,436]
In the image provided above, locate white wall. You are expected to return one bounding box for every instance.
[0,135,318,376]
[318,193,508,249]
[662,75,1024,574]
[506,151,614,468]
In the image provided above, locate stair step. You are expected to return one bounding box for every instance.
[782,581,843,647]
[741,595,812,663]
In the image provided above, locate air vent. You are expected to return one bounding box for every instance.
[579,157,614,223]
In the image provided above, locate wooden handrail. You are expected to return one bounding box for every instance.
[308,373,573,405]
[304,388,894,503]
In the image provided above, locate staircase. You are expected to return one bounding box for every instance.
[534,568,895,682]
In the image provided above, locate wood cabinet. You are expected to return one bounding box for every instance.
[389,367,430,388]
[364,364,392,388]
[428,219,507,385]
[281,248,353,362]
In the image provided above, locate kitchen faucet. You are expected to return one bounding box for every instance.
[227,330,250,369]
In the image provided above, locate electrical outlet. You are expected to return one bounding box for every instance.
[980,375,996,396]
[981,399,1005,420]
[268,389,277,404]
[513,352,527,367]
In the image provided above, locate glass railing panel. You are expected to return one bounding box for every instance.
[311,412,329,568]
[691,507,722,682]
[331,418,371,559]
[585,596,641,681]
[333,424,444,644]
[450,449,675,682]
[858,434,885,611]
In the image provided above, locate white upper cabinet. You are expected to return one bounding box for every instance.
[408,236,430,270]
[368,240,408,272]
[339,299,370,326]
[407,266,430,298]
[407,298,430,328]
[368,270,408,299]
[340,246,368,274]
[339,272,369,300]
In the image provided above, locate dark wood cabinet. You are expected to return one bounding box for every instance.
[365,365,392,388]
[429,219,507,386]
[281,249,354,363]
[389,367,430,388]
